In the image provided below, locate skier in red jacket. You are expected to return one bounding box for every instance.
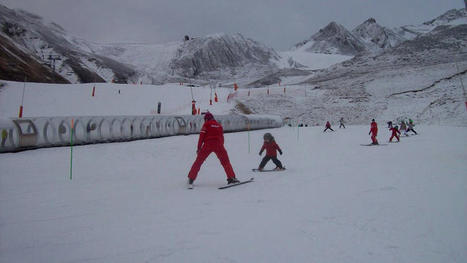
[389,125,401,142]
[323,121,334,132]
[369,119,379,145]
[187,112,238,188]
[257,133,284,171]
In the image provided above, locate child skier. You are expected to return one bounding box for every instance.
[369,119,379,145]
[400,120,408,136]
[389,125,401,142]
[258,133,284,171]
[323,121,334,132]
[339,117,345,129]
[407,119,418,135]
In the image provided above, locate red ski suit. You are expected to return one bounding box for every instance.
[370,121,378,144]
[188,119,236,181]
[260,141,282,157]
[389,127,400,142]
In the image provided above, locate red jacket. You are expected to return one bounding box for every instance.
[390,127,400,136]
[326,121,331,128]
[197,119,224,150]
[370,121,378,135]
[260,140,282,157]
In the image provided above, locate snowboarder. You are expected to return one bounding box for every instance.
[257,133,284,171]
[389,125,401,142]
[187,112,239,187]
[323,121,334,132]
[339,117,345,129]
[406,119,418,135]
[369,119,379,145]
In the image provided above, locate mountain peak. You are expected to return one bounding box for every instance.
[364,18,377,24]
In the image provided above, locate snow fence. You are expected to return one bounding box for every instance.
[0,115,283,153]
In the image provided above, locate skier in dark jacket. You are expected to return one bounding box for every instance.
[258,133,284,171]
[323,121,334,132]
[406,119,417,135]
[339,117,345,129]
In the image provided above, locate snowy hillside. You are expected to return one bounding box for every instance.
[0,81,236,118]
[293,22,367,56]
[394,8,467,39]
[236,23,467,126]
[0,4,137,84]
[93,33,280,85]
[352,18,404,52]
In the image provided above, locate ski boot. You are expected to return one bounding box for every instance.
[227,177,240,184]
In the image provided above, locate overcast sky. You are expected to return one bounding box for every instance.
[1,0,464,50]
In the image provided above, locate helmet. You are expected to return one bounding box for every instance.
[204,112,214,121]
[263,133,273,141]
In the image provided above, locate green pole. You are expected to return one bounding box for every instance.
[70,119,74,180]
[247,123,251,153]
[297,121,300,141]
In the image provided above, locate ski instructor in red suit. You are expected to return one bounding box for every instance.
[188,112,239,186]
[369,119,379,145]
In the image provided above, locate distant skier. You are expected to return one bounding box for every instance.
[369,119,379,145]
[339,117,346,129]
[400,120,408,136]
[406,119,417,135]
[187,112,239,188]
[323,121,334,132]
[389,125,401,142]
[257,133,284,171]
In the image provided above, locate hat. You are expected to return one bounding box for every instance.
[263,133,274,141]
[204,112,214,121]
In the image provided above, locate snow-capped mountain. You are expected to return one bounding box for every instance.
[92,33,280,84]
[0,4,137,84]
[351,18,404,52]
[237,18,467,126]
[394,8,467,40]
[294,22,367,55]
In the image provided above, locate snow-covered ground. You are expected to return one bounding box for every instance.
[1,125,466,262]
[0,81,235,118]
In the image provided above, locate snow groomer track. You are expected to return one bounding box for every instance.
[0,114,282,153]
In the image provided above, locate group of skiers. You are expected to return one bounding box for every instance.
[187,112,285,188]
[370,118,418,145]
[187,113,419,188]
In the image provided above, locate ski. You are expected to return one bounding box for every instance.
[252,167,286,172]
[218,178,254,189]
[360,143,388,146]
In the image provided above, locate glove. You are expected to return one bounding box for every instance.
[368,131,371,135]
[259,151,262,156]
[196,148,200,154]
[279,150,283,155]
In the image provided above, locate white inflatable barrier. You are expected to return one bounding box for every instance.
[0,114,283,153]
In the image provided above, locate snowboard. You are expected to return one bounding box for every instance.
[252,167,286,172]
[218,178,254,189]
[360,143,388,146]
